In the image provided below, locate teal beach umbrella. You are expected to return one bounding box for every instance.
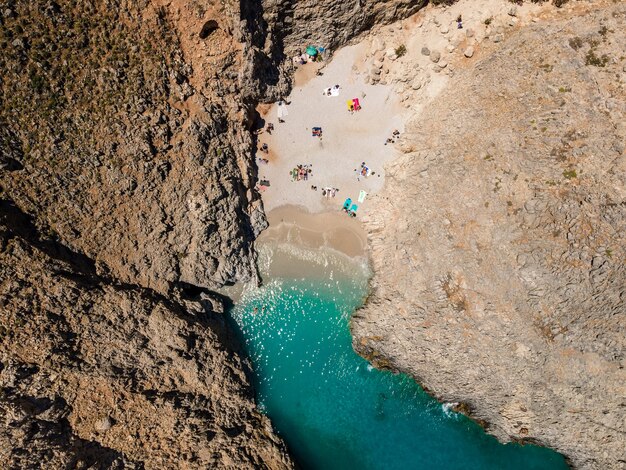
[306,45,318,56]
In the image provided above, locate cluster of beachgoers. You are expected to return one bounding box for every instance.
[354,161,377,181]
[291,164,313,182]
[385,129,401,145]
[253,40,403,218]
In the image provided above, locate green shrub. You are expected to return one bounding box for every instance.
[568,37,583,50]
[395,44,407,58]
[563,169,577,179]
[585,49,609,67]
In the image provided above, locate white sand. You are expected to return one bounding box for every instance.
[257,42,404,216]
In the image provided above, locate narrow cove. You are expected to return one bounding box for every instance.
[227,241,569,470]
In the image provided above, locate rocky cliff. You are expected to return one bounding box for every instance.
[255,0,427,58]
[352,3,626,469]
[0,0,271,294]
[0,0,294,467]
[0,200,291,468]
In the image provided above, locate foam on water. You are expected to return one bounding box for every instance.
[228,244,568,470]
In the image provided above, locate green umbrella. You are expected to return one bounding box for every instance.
[306,46,318,56]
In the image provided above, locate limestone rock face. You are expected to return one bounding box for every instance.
[0,202,292,468]
[352,6,626,470]
[259,0,427,57]
[0,0,268,294]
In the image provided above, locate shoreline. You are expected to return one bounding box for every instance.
[258,204,368,259]
[221,204,370,303]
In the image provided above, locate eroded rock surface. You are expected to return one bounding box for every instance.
[0,201,291,468]
[258,0,427,58]
[352,5,626,469]
[0,0,271,294]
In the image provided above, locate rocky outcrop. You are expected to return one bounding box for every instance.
[352,5,625,469]
[0,0,294,466]
[259,0,427,57]
[0,200,291,468]
[0,0,269,294]
[241,0,427,98]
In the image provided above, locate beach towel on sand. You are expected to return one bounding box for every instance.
[343,198,352,209]
[277,103,288,119]
[358,190,367,203]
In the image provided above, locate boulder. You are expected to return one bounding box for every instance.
[464,46,475,58]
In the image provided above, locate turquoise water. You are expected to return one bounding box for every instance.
[229,247,568,470]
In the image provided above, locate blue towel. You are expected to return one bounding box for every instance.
[343,198,352,209]
[349,204,358,212]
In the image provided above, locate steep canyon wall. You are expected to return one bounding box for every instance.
[352,5,626,469]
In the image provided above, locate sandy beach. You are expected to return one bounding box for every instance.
[256,42,404,217]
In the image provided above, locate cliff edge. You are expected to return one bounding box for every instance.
[352,3,625,469]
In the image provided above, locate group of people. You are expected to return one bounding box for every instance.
[321,187,338,198]
[323,84,340,96]
[312,127,323,140]
[355,161,374,181]
[291,164,312,182]
[384,129,401,145]
[310,185,339,198]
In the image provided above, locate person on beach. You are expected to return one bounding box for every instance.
[266,123,274,134]
[260,143,269,153]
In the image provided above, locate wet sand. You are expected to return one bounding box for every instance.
[222,206,369,302]
[258,205,367,258]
